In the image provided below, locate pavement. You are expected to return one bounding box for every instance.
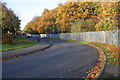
[100,64,120,79]
[2,37,51,59]
[2,38,99,78]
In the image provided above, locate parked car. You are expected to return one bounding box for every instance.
[26,34,31,38]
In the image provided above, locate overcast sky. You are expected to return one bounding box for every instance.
[1,0,66,30]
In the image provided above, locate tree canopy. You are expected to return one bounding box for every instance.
[1,2,21,44]
[24,2,119,34]
[1,2,21,34]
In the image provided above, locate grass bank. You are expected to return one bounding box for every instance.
[2,37,37,52]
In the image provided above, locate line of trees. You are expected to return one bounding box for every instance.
[24,2,120,34]
[1,2,21,44]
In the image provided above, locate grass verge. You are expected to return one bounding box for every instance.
[2,37,37,52]
[80,41,119,65]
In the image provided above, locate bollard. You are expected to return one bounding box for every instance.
[37,37,39,42]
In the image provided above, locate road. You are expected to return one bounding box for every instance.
[3,38,99,78]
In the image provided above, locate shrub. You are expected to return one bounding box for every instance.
[70,18,97,33]
[2,33,13,45]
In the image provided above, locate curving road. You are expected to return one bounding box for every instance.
[3,38,99,78]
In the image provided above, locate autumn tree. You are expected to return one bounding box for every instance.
[2,2,21,34]
[55,2,99,32]
[37,8,60,34]
[24,16,39,34]
[25,2,119,34]
[1,2,21,44]
[95,2,119,31]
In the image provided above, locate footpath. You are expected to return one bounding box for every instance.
[2,37,51,60]
[101,64,120,79]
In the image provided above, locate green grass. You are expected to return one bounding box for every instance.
[1,37,37,52]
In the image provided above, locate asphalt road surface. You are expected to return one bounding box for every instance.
[3,38,99,78]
